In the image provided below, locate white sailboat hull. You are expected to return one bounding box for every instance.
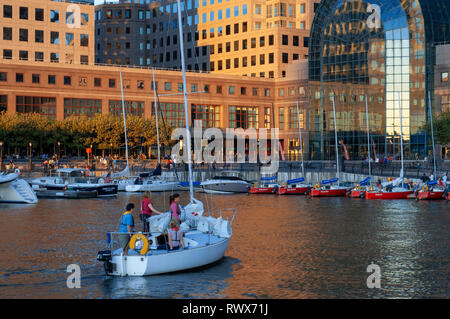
[110,234,230,276]
[125,181,179,192]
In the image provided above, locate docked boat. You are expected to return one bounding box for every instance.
[125,176,179,192]
[310,178,349,197]
[366,187,414,200]
[248,176,278,194]
[30,168,118,197]
[415,181,445,200]
[276,178,310,195]
[200,172,251,194]
[35,188,98,199]
[178,181,202,192]
[0,171,38,204]
[348,177,371,198]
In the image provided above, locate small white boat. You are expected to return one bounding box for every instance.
[97,200,237,276]
[0,171,38,204]
[125,176,179,192]
[200,171,251,194]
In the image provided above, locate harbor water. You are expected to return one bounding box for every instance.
[0,192,448,298]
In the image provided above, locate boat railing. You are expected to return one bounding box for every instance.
[206,208,237,228]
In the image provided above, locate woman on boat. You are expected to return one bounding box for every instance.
[167,219,184,250]
[169,193,182,222]
[140,192,163,233]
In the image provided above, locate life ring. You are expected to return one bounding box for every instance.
[422,185,428,192]
[281,182,287,188]
[314,184,320,190]
[129,234,149,255]
[253,182,259,188]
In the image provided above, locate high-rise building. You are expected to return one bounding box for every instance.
[95,0,320,77]
[95,0,211,71]
[307,0,450,160]
[197,0,320,78]
[0,0,95,66]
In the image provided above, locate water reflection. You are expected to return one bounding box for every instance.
[0,193,448,298]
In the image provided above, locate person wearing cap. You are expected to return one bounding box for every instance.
[119,203,135,255]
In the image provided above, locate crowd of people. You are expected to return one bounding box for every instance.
[118,192,185,255]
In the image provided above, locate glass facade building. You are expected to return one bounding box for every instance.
[308,0,450,160]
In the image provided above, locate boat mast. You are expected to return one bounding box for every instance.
[151,68,161,164]
[365,95,371,181]
[296,101,305,178]
[177,0,194,202]
[428,91,437,179]
[397,92,404,186]
[119,71,130,172]
[332,95,340,186]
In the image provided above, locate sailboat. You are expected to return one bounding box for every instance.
[277,101,311,195]
[96,0,237,276]
[248,175,278,194]
[366,93,413,199]
[349,95,372,198]
[416,91,446,200]
[310,95,350,197]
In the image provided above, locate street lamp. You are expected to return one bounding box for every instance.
[90,144,93,168]
[29,142,32,171]
[57,141,61,160]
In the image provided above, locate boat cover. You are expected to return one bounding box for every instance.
[321,178,338,185]
[287,177,305,184]
[359,177,371,186]
[260,176,277,181]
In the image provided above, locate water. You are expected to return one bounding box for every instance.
[0,192,448,299]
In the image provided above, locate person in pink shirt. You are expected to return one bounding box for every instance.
[169,193,182,222]
[140,192,163,233]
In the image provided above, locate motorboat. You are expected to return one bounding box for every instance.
[310,178,349,197]
[200,172,251,194]
[178,181,202,192]
[276,178,310,195]
[0,171,38,204]
[29,168,117,197]
[35,188,98,199]
[125,176,179,192]
[97,201,237,276]
[248,176,278,194]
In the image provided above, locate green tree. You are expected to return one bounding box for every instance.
[423,111,450,146]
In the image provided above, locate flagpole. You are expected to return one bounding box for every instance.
[119,71,129,170]
[296,101,305,178]
[428,91,436,180]
[332,95,340,186]
[152,68,161,164]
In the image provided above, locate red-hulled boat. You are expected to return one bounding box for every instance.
[416,190,445,200]
[365,187,414,200]
[310,186,349,197]
[349,188,366,198]
[276,178,310,195]
[248,184,276,194]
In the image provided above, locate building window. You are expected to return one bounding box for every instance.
[110,100,144,117]
[164,82,171,91]
[35,30,44,43]
[35,52,44,62]
[18,51,28,61]
[269,35,274,45]
[51,10,59,23]
[80,55,89,65]
[16,96,56,118]
[50,53,59,63]
[229,86,235,95]
[282,53,289,63]
[109,79,116,88]
[191,104,220,128]
[19,29,28,42]
[48,75,56,85]
[16,73,24,83]
[64,98,102,118]
[35,8,44,21]
[3,27,12,41]
[0,72,7,82]
[50,32,59,44]
[64,76,71,85]
[32,74,40,84]
[80,34,89,47]
[279,108,284,130]
[0,95,7,112]
[3,49,12,60]
[442,72,449,82]
[19,7,28,20]
[152,102,185,127]
[264,108,271,129]
[216,85,222,94]
[3,5,12,18]
[229,106,259,129]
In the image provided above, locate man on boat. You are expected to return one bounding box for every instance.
[119,203,135,255]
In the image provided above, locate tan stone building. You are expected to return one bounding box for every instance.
[0,0,95,65]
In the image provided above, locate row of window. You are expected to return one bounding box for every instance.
[2,5,89,25]
[0,71,306,99]
[2,49,88,64]
[2,27,89,47]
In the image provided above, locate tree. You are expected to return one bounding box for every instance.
[423,111,450,146]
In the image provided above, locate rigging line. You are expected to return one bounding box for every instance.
[181,1,202,70]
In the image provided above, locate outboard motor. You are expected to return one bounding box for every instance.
[97,250,113,275]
